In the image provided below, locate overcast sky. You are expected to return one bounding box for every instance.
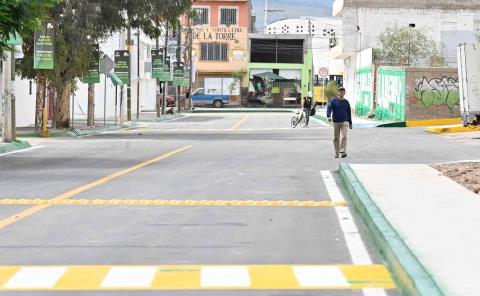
[252,0,333,31]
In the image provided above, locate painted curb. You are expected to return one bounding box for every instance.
[339,162,446,296]
[426,125,480,134]
[0,141,32,154]
[377,122,407,128]
[17,123,137,138]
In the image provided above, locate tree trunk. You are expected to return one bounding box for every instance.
[35,76,46,135]
[87,83,95,126]
[55,83,71,129]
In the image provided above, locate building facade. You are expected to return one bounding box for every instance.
[266,17,343,81]
[332,0,480,118]
[188,0,252,105]
[247,34,313,104]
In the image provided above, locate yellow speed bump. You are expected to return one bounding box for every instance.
[0,264,395,290]
[0,199,349,207]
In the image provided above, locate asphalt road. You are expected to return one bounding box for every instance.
[6,111,478,295]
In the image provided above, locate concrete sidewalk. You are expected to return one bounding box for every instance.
[340,162,480,296]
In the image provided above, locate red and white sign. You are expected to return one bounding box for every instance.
[319,67,329,78]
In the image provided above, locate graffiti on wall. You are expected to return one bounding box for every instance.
[414,77,460,109]
[376,67,406,121]
[355,67,373,116]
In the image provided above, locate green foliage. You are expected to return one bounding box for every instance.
[375,26,446,67]
[325,81,339,100]
[0,0,58,53]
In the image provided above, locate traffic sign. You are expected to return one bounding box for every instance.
[319,67,329,78]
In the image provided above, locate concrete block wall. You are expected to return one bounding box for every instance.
[405,68,459,121]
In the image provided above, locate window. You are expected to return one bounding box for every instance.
[192,7,209,26]
[200,43,228,61]
[220,7,238,26]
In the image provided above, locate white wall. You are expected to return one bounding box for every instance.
[342,7,480,66]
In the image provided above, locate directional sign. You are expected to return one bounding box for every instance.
[319,67,329,78]
[83,44,100,84]
[172,62,184,86]
[151,50,163,79]
[114,50,130,85]
[34,21,54,70]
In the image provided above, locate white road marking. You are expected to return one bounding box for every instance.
[4,267,66,288]
[293,266,349,287]
[201,266,251,287]
[0,145,44,157]
[321,170,388,296]
[101,267,157,288]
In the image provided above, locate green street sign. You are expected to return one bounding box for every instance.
[173,62,184,86]
[182,65,191,87]
[114,50,130,85]
[6,33,22,46]
[162,56,172,82]
[83,44,100,84]
[151,50,163,79]
[34,21,54,70]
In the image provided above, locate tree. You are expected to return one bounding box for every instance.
[374,26,446,67]
[324,81,339,101]
[0,0,58,54]
[16,0,191,129]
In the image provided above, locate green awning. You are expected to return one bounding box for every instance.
[109,72,123,85]
[253,72,287,81]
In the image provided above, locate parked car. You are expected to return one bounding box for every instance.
[192,88,229,108]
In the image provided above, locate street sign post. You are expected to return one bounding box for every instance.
[173,62,184,86]
[151,50,163,79]
[114,50,130,85]
[34,21,54,70]
[319,67,329,103]
[83,44,100,84]
[319,67,329,78]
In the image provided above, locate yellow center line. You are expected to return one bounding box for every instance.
[228,115,249,130]
[0,199,349,207]
[0,145,193,230]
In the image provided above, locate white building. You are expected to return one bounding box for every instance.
[6,30,160,128]
[266,17,343,79]
[332,0,480,104]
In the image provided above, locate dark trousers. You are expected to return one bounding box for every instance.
[304,108,311,125]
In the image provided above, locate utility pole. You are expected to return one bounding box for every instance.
[155,35,161,117]
[136,30,141,120]
[188,16,194,110]
[176,25,182,114]
[162,22,169,116]
[127,25,132,121]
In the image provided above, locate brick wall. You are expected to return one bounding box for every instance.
[405,68,459,121]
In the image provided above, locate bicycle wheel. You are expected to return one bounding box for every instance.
[291,117,299,128]
[300,115,307,127]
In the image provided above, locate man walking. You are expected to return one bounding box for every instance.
[327,87,352,158]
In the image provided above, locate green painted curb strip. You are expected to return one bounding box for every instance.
[339,162,446,296]
[312,114,332,126]
[0,141,31,154]
[190,109,293,114]
[17,122,137,138]
[134,115,186,122]
[377,122,407,128]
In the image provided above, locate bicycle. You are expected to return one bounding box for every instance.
[291,109,307,128]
